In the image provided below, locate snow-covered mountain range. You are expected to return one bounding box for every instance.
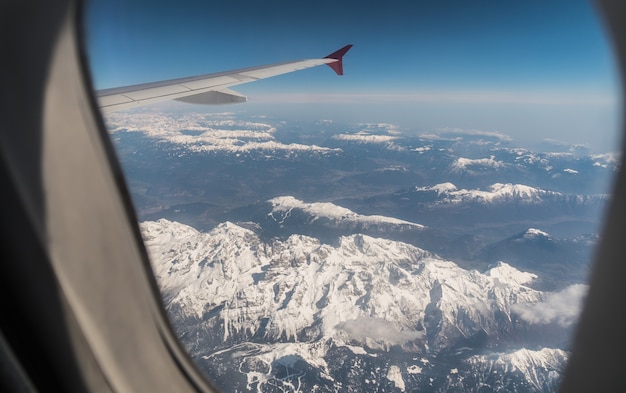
[106,111,342,157]
[268,195,425,231]
[412,182,606,206]
[105,110,610,392]
[142,218,583,392]
[418,182,560,204]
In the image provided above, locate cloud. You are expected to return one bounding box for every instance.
[512,284,588,327]
[332,134,398,143]
[337,317,423,349]
[434,127,512,142]
[251,91,616,106]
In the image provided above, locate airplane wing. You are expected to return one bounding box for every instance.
[97,44,353,112]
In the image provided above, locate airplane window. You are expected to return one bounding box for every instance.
[84,0,620,391]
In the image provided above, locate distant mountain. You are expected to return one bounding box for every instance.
[393,182,606,209]
[415,183,563,205]
[142,218,581,392]
[475,228,595,290]
[107,112,605,392]
[268,195,425,230]
[224,196,461,258]
[347,182,607,241]
[107,114,614,258]
[106,110,343,157]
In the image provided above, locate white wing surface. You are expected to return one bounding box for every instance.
[97,45,352,112]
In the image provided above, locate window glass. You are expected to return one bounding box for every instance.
[84,0,621,391]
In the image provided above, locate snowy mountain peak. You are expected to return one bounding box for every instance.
[268,196,425,229]
[415,182,560,205]
[450,156,505,172]
[466,348,568,391]
[485,262,537,286]
[523,228,552,239]
[488,183,546,200]
[423,182,458,195]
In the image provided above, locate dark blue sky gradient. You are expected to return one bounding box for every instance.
[84,0,621,151]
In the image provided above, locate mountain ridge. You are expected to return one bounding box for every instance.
[141,218,581,392]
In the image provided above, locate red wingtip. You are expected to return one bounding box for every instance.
[324,44,353,75]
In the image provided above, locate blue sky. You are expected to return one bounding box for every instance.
[84,0,622,152]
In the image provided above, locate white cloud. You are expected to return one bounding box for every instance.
[251,91,616,106]
[332,134,398,143]
[512,284,588,327]
[337,317,424,348]
[433,127,512,142]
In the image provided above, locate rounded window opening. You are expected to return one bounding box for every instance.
[85,0,621,391]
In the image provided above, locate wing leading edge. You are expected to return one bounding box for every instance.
[97,44,353,112]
